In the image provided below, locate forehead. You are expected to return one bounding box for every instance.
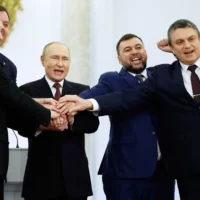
[119,37,143,49]
[171,27,199,41]
[0,11,9,22]
[45,43,70,56]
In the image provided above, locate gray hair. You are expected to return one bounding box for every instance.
[168,19,200,45]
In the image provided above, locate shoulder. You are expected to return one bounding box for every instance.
[66,80,89,90]
[99,71,120,81]
[151,60,178,73]
[20,79,42,89]
[0,53,16,68]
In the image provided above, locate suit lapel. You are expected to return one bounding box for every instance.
[172,61,196,104]
[119,68,139,88]
[61,79,78,96]
[35,77,54,98]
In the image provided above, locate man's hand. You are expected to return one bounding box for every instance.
[34,98,60,113]
[58,95,93,114]
[50,115,67,128]
[50,111,60,119]
[34,98,57,106]
[57,101,77,115]
[157,39,172,53]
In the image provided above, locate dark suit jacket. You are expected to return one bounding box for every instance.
[80,68,158,178]
[94,60,200,178]
[0,63,51,179]
[19,77,99,198]
[0,53,17,83]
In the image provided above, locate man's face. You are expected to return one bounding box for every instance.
[0,11,9,45]
[118,37,147,74]
[41,43,70,82]
[170,27,200,65]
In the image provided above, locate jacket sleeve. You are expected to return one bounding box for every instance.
[0,64,50,128]
[79,73,113,99]
[72,110,99,133]
[95,68,160,116]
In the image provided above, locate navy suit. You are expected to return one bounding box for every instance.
[19,77,99,200]
[80,68,174,200]
[94,61,200,199]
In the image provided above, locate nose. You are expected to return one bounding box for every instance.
[131,48,138,55]
[57,59,63,67]
[184,40,191,48]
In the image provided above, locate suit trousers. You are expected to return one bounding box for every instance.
[177,173,200,200]
[102,159,175,200]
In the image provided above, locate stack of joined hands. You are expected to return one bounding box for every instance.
[34,95,83,131]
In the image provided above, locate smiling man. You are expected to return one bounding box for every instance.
[66,34,175,200]
[19,42,99,200]
[61,19,200,200]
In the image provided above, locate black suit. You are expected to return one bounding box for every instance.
[93,60,200,199]
[0,60,51,200]
[0,53,17,83]
[19,77,99,200]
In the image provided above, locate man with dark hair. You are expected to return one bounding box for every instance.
[0,6,61,200]
[0,5,16,82]
[59,33,174,200]
[59,19,200,199]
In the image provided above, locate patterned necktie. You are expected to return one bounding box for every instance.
[53,82,61,100]
[136,74,145,83]
[188,65,200,103]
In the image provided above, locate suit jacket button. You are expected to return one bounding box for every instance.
[152,131,156,135]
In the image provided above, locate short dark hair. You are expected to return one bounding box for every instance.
[168,19,200,46]
[0,5,10,20]
[116,34,143,55]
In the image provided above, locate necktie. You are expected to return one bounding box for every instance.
[136,74,145,83]
[53,82,61,100]
[188,65,200,103]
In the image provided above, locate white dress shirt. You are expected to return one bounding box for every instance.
[180,59,200,97]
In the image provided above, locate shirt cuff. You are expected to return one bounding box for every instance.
[88,99,100,111]
[88,98,100,116]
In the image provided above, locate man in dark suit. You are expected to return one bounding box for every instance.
[0,5,17,82]
[19,42,99,200]
[61,19,200,200]
[76,34,174,200]
[0,5,61,200]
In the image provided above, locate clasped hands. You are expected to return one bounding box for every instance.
[34,97,79,131]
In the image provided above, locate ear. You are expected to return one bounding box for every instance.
[40,56,45,66]
[118,56,122,65]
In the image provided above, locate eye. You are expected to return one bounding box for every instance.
[189,37,195,41]
[3,23,9,28]
[136,46,142,50]
[51,56,58,59]
[124,48,131,52]
[176,41,183,45]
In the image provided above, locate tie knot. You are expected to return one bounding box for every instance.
[53,82,61,89]
[136,74,145,83]
[188,65,197,72]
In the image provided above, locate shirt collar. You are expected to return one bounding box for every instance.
[127,69,148,78]
[45,75,64,89]
[180,58,200,72]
